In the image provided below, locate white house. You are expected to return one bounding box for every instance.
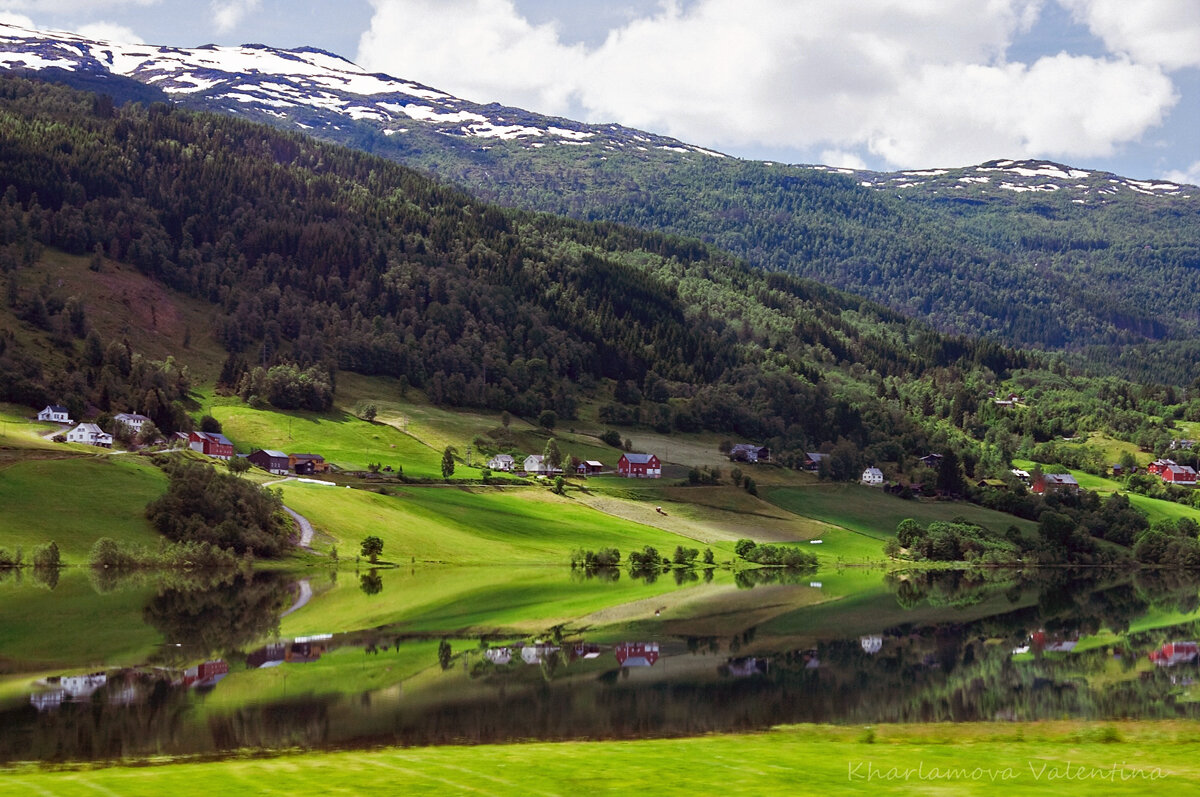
[861,467,884,486]
[66,423,113,448]
[523,454,560,475]
[113,413,152,434]
[484,647,513,665]
[861,635,883,654]
[487,454,515,471]
[37,405,72,424]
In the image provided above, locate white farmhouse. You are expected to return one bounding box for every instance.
[66,423,113,448]
[861,467,884,486]
[113,413,152,434]
[487,454,515,471]
[37,405,72,424]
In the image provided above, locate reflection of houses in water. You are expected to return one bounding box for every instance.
[484,647,513,665]
[30,689,64,711]
[615,642,659,667]
[31,671,146,711]
[182,660,229,689]
[860,635,883,654]
[1149,641,1199,668]
[1030,630,1079,654]
[61,673,108,698]
[570,644,602,662]
[521,644,559,665]
[247,643,288,668]
[725,657,769,678]
[287,642,327,663]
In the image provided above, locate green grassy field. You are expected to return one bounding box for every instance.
[207,397,471,478]
[277,481,733,565]
[761,483,1039,543]
[3,721,1197,795]
[0,456,167,561]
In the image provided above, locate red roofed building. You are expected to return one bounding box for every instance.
[1031,473,1079,494]
[188,431,234,459]
[1149,641,1199,667]
[615,642,660,667]
[618,453,661,478]
[1150,460,1197,486]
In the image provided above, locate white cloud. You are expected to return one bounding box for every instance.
[1059,0,1200,71]
[1163,161,1200,187]
[820,149,868,171]
[76,21,143,43]
[357,0,1183,169]
[0,11,35,27]
[211,0,259,34]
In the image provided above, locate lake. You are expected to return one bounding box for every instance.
[3,564,1200,762]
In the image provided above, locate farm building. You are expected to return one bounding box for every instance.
[248,449,290,475]
[618,453,661,478]
[289,453,328,475]
[66,423,112,448]
[729,443,770,463]
[487,454,515,471]
[37,405,71,424]
[189,431,234,459]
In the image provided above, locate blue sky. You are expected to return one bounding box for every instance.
[3,0,1200,182]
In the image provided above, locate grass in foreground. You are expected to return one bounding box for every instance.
[3,721,1198,795]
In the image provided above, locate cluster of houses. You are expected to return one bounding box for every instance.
[484,641,660,667]
[1147,459,1198,487]
[41,404,330,477]
[486,452,662,479]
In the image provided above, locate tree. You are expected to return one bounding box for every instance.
[226,456,251,475]
[360,535,384,563]
[200,414,222,434]
[441,446,456,478]
[360,403,377,422]
[360,570,383,595]
[32,541,61,569]
[544,438,563,471]
[501,410,512,429]
[538,409,557,430]
[438,638,452,670]
[553,475,566,495]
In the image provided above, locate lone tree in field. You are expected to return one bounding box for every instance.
[361,535,384,563]
[441,446,456,478]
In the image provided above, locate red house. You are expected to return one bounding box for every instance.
[188,431,234,460]
[618,453,661,478]
[1150,460,1197,486]
[615,642,660,667]
[1031,473,1079,494]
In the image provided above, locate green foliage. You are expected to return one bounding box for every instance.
[437,638,452,670]
[200,415,222,434]
[88,535,238,569]
[145,459,289,557]
[360,535,384,563]
[32,540,60,568]
[537,410,557,430]
[570,547,621,568]
[600,429,621,447]
[894,518,1021,564]
[237,363,334,411]
[226,456,251,475]
[735,540,817,568]
[441,446,456,479]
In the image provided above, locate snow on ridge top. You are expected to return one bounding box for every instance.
[547,126,593,140]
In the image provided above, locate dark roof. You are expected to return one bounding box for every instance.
[253,449,288,458]
[44,405,69,413]
[290,453,324,461]
[623,453,657,464]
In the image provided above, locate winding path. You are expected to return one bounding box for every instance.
[280,578,312,617]
[282,505,315,549]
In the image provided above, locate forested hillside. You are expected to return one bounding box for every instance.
[0,76,1021,458]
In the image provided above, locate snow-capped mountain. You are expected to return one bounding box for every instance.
[0,22,724,158]
[0,22,1190,204]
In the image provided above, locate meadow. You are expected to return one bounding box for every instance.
[3,721,1197,795]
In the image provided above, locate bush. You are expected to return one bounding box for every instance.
[570,547,620,568]
[32,541,60,569]
[600,430,622,447]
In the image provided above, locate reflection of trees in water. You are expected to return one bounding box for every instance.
[142,572,292,661]
[359,569,382,595]
[885,569,1017,609]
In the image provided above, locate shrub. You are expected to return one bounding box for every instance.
[32,541,60,569]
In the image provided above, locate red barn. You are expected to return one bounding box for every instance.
[1162,463,1197,486]
[1150,641,1199,667]
[188,431,234,459]
[618,453,661,478]
[615,642,660,667]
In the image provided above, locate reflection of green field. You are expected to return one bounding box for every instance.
[762,484,1038,543]
[210,398,468,479]
[0,570,161,669]
[0,457,166,561]
[281,565,723,639]
[6,720,1200,795]
[279,482,732,564]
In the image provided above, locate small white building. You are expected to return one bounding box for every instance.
[523,454,560,475]
[113,413,152,434]
[861,467,884,486]
[484,647,513,665]
[861,635,883,654]
[66,423,113,448]
[37,405,72,424]
[487,454,515,471]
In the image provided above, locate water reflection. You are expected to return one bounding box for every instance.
[7,566,1200,762]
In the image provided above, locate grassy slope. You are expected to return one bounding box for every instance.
[762,483,1039,542]
[207,397,470,478]
[277,481,731,565]
[0,456,166,561]
[1013,458,1200,527]
[3,721,1197,794]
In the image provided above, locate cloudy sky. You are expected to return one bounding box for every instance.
[3,0,1200,182]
